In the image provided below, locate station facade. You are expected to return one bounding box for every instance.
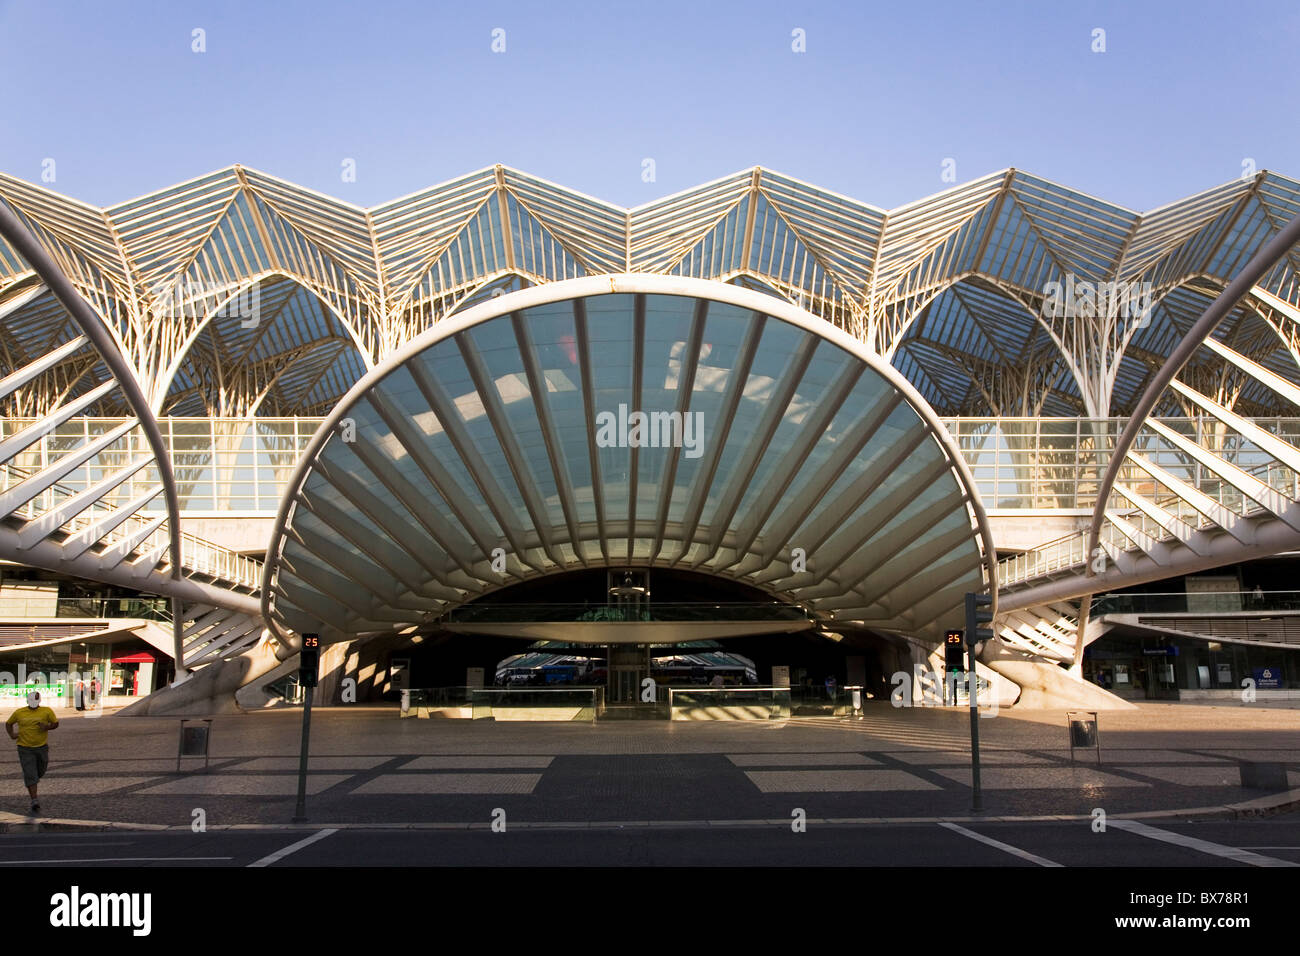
[0,165,1298,712]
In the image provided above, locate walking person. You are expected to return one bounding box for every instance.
[6,691,59,815]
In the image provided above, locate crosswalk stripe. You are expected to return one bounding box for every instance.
[938,822,1063,867]
[247,828,338,868]
[1108,819,1300,868]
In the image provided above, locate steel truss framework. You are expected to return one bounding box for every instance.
[1,165,1298,424]
[0,203,264,671]
[998,212,1300,663]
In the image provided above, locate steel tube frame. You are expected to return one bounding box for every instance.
[1086,210,1300,564]
[0,204,193,669]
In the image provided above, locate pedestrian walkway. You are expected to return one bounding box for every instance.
[0,702,1295,829]
[786,712,972,748]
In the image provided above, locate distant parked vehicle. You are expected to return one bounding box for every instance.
[541,665,579,685]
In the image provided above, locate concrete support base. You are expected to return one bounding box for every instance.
[983,652,1139,710]
[117,640,286,716]
[903,635,1022,709]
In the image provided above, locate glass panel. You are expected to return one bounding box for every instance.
[521,301,596,545]
[468,319,563,531]
[668,687,791,720]
[586,294,639,533]
[634,294,698,541]
[469,687,601,721]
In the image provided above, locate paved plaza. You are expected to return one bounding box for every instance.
[0,702,1296,830]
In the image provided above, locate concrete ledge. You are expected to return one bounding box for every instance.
[398,706,472,719]
[1181,689,1300,701]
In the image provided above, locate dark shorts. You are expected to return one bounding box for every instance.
[17,745,48,788]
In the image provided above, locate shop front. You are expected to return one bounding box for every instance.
[108,649,162,698]
[1084,632,1299,700]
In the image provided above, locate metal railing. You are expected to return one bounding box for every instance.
[442,601,813,625]
[4,416,1297,518]
[0,595,172,622]
[180,532,263,591]
[6,415,1298,596]
[995,420,1300,588]
[1092,589,1300,615]
[0,417,317,514]
[1,461,264,592]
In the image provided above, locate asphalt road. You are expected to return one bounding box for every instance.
[16,819,1292,940]
[3,816,1297,867]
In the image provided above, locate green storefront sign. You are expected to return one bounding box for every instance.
[0,684,67,699]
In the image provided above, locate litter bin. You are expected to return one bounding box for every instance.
[1066,710,1100,764]
[176,718,213,772]
[845,685,864,718]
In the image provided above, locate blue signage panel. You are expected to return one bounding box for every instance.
[1253,667,1283,689]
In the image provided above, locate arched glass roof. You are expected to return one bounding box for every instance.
[264,276,994,645]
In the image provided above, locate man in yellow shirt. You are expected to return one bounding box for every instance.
[6,691,59,814]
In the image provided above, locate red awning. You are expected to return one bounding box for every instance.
[111,651,158,664]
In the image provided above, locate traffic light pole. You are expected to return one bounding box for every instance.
[943,631,963,707]
[964,592,993,813]
[292,633,321,823]
[967,644,982,812]
[292,682,315,823]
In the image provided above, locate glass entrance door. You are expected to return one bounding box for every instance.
[607,643,649,704]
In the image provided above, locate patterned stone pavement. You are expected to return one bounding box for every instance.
[1,702,1297,827]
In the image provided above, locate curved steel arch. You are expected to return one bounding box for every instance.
[0,202,184,583]
[888,272,1072,411]
[1145,272,1300,384]
[1132,272,1294,352]
[262,274,998,646]
[0,274,139,417]
[0,203,264,672]
[1086,210,1300,561]
[150,270,377,415]
[998,210,1300,635]
[7,164,1299,422]
[879,270,1043,361]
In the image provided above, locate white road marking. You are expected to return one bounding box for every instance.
[0,842,134,849]
[1108,820,1299,867]
[937,822,1063,867]
[0,857,231,864]
[247,828,338,868]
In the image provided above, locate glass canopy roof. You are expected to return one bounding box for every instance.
[265,277,993,645]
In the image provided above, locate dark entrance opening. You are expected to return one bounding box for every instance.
[715,627,907,713]
[346,568,915,719]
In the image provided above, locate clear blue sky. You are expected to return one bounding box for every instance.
[1,0,1296,211]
